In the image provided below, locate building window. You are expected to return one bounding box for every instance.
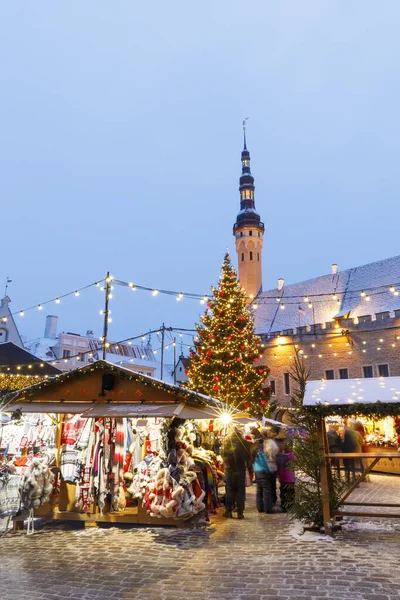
[257,253,260,261]
[325,369,335,380]
[378,364,389,377]
[363,366,373,378]
[284,372,290,395]
[240,232,243,237]
[270,380,276,396]
[146,372,152,376]
[339,368,348,379]
[0,328,7,343]
[258,232,261,237]
[63,349,71,359]
[241,253,244,262]
[249,230,253,236]
[249,251,253,261]
[80,354,86,364]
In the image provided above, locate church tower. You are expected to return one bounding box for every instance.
[233,125,264,299]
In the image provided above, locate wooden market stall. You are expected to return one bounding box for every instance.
[2,360,224,527]
[303,377,400,534]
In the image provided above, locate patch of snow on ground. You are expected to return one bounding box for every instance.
[288,520,335,542]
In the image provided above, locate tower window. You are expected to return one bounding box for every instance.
[249,231,253,236]
[241,253,244,262]
[242,159,250,167]
[240,232,243,237]
[258,232,261,237]
[249,251,253,261]
[257,253,260,261]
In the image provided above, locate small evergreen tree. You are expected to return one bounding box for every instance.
[288,351,346,529]
[187,252,272,417]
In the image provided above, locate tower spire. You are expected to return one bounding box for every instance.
[243,118,248,150]
[232,125,265,299]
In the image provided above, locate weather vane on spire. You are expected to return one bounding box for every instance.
[242,117,249,149]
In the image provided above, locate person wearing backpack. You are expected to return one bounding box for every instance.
[251,438,273,514]
[276,442,296,512]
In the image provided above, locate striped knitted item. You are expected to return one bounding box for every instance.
[111,418,125,511]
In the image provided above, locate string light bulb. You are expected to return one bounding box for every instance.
[55,298,60,304]
[19,311,24,317]
[365,295,371,301]
[176,293,183,301]
[38,305,43,311]
[280,303,285,310]
[390,285,396,293]
[304,297,309,303]
[74,291,79,297]
[332,294,337,300]
[360,291,366,297]
[308,302,313,308]
[152,289,159,296]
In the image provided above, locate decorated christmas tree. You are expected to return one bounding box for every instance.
[186,252,271,417]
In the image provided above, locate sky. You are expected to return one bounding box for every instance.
[2,1,400,353]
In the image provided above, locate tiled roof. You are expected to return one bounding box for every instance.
[254,254,400,334]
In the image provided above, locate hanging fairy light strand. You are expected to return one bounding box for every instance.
[2,279,105,321]
[113,276,400,303]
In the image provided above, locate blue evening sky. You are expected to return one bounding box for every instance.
[1,1,400,351]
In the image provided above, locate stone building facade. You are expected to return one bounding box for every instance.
[261,310,400,408]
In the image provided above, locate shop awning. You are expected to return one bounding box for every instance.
[82,402,222,419]
[2,400,222,419]
[2,402,95,414]
[304,377,400,406]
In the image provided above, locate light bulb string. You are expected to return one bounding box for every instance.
[5,279,104,318]
[114,275,400,302]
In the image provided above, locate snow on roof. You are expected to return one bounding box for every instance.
[303,377,400,406]
[25,338,57,361]
[254,254,400,334]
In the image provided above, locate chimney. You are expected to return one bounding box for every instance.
[332,264,338,275]
[278,278,285,291]
[44,315,58,339]
[86,330,94,338]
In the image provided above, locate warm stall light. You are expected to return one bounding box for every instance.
[220,413,232,426]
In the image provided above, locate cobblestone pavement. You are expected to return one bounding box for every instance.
[1,474,399,600]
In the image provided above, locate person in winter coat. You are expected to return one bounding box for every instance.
[276,443,296,512]
[251,438,272,514]
[221,428,251,519]
[262,430,279,506]
[327,424,342,477]
[342,423,364,482]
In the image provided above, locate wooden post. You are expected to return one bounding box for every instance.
[318,416,332,535]
[173,337,177,385]
[102,272,111,360]
[160,323,165,380]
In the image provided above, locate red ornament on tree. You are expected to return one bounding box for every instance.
[239,315,244,320]
[241,386,246,392]
[244,403,250,409]
[240,345,245,350]
[207,349,212,356]
[236,357,241,362]
[260,399,266,405]
[253,357,259,362]
[214,375,220,381]
[258,368,264,374]
[213,385,219,391]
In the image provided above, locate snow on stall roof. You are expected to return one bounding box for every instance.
[254,254,400,334]
[303,377,400,406]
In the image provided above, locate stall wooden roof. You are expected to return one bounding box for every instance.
[2,360,222,417]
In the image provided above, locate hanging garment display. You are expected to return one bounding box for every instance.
[0,467,21,519]
[20,458,55,510]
